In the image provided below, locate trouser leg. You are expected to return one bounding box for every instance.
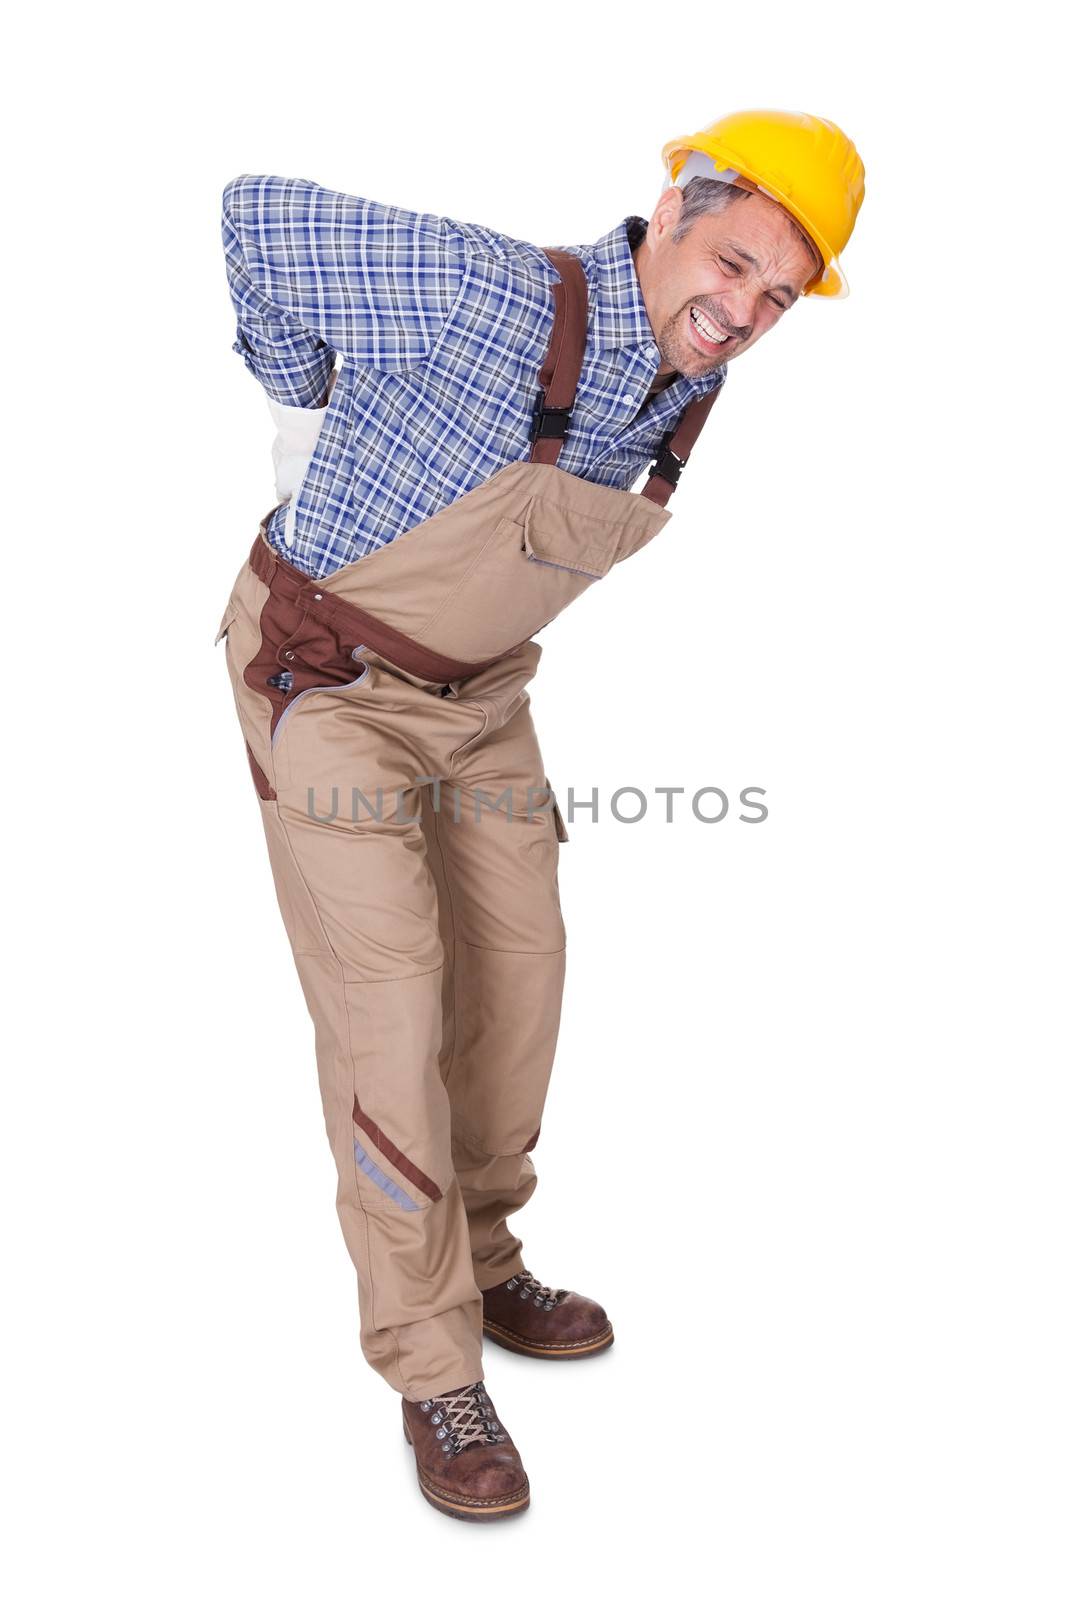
[257,796,484,1400]
[422,680,567,1291]
[220,576,483,1399]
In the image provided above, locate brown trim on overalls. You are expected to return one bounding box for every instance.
[242,532,506,740]
[245,742,276,801]
[352,1094,445,1204]
[248,535,501,686]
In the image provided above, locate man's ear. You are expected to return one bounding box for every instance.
[647,184,684,250]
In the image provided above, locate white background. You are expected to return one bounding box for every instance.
[4,3,1064,1595]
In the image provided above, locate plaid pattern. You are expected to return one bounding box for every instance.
[222,174,726,578]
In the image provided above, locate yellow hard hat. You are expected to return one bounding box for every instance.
[661,109,865,299]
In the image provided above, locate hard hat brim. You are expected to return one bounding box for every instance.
[808,257,848,299]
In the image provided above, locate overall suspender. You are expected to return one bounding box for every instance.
[528,247,721,506]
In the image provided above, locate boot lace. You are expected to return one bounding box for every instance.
[418,1381,504,1456]
[504,1269,564,1311]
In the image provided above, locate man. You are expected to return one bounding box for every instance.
[217,109,864,1522]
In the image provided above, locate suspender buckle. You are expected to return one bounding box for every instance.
[529,387,573,443]
[648,435,685,489]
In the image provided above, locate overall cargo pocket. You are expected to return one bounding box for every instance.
[214,599,239,645]
[543,777,569,841]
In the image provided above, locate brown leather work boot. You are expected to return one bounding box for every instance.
[401,1380,530,1522]
[482,1269,614,1360]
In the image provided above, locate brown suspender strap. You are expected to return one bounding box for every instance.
[640,384,723,508]
[529,248,590,466]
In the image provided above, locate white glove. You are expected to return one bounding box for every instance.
[267,368,337,548]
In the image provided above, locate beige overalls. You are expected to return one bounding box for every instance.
[215,250,717,1402]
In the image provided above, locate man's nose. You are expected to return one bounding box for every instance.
[717,291,756,341]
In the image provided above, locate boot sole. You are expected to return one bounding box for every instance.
[482,1318,615,1360]
[403,1417,531,1522]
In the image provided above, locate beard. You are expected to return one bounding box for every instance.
[657,300,747,377]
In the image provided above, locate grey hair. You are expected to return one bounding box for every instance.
[670,174,822,276]
[670,176,750,243]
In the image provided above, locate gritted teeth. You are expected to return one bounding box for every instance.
[691,305,728,343]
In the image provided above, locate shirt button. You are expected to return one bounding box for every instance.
[621,394,636,406]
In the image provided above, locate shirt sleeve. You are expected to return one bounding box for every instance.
[221,174,468,405]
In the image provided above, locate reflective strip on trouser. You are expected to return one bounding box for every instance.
[215,457,672,1401]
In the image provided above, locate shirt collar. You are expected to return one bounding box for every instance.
[586,215,726,399]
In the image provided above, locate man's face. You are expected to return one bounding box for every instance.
[634,185,818,376]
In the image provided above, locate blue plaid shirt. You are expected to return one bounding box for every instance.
[222,174,726,578]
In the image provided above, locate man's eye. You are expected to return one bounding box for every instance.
[768,295,787,311]
[718,256,742,275]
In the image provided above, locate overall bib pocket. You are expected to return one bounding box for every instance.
[520,495,626,578]
[409,494,633,662]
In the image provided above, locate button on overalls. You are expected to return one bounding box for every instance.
[215,250,718,1402]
